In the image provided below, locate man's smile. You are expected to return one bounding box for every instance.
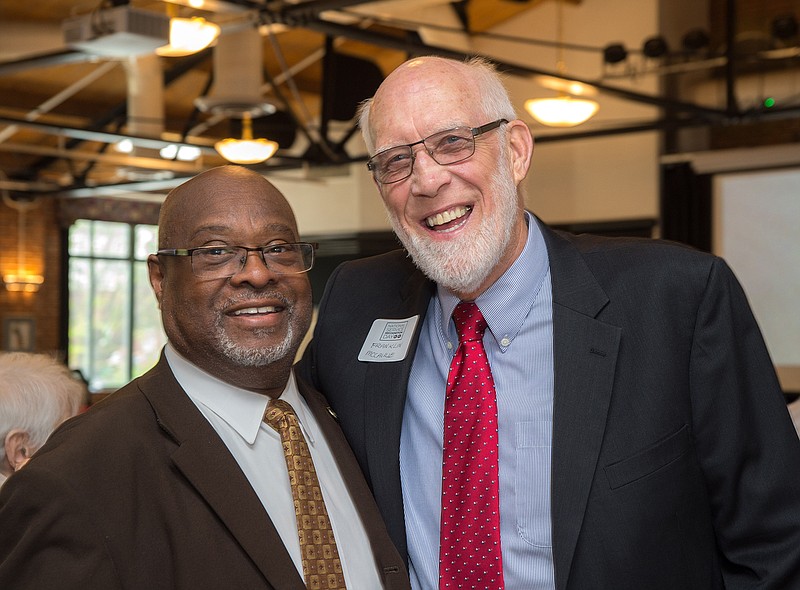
[424,205,471,231]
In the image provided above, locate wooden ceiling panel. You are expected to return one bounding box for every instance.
[0,0,612,194]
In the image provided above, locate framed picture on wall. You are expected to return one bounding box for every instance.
[3,317,35,352]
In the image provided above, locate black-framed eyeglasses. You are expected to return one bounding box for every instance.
[366,119,508,185]
[156,243,317,279]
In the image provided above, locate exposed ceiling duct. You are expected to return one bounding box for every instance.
[119,53,175,181]
[195,25,276,119]
[1,0,800,196]
[62,5,171,57]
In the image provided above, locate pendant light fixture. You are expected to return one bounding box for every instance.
[156,3,220,58]
[2,191,44,293]
[215,112,278,164]
[196,27,279,165]
[525,0,599,127]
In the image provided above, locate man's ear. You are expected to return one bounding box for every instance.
[147,254,165,309]
[506,119,534,186]
[4,429,32,472]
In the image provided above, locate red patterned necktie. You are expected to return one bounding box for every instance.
[439,301,504,589]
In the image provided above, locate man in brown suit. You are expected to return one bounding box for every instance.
[0,166,409,590]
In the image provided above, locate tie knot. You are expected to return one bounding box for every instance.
[263,398,297,432]
[452,301,487,343]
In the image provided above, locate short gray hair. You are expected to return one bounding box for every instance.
[0,352,85,462]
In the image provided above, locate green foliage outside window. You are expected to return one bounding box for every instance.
[68,220,166,392]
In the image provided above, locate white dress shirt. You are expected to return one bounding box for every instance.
[165,344,384,588]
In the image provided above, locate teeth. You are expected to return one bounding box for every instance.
[233,306,279,315]
[426,206,469,228]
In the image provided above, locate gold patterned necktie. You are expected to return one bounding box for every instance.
[264,398,347,589]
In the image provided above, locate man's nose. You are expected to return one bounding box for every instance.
[409,148,450,195]
[230,250,279,286]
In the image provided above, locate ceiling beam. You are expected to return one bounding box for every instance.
[286,16,731,119]
[0,115,216,150]
[0,49,92,76]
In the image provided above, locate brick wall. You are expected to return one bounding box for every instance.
[0,197,63,356]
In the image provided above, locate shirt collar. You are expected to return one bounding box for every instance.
[438,211,549,350]
[164,344,310,445]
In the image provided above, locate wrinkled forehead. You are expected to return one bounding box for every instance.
[370,59,483,149]
[161,170,297,245]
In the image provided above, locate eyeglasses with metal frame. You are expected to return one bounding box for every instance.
[366,119,508,185]
[156,242,317,279]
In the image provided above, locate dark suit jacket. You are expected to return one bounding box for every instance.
[298,222,800,590]
[0,354,410,590]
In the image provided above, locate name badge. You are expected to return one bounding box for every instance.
[358,316,419,362]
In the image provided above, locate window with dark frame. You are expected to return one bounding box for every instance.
[67,220,165,393]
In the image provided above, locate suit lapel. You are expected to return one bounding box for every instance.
[138,357,305,590]
[351,226,620,588]
[542,227,620,590]
[363,268,433,560]
[298,376,408,588]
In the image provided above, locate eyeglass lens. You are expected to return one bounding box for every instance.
[191,244,313,278]
[371,127,476,184]
[368,119,506,184]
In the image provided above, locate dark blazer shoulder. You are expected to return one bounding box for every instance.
[294,372,411,589]
[33,371,163,467]
[329,248,422,292]
[544,226,722,300]
[549,225,711,264]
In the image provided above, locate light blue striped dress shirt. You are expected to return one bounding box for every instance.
[400,212,555,589]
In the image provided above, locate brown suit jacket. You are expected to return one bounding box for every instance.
[0,353,409,590]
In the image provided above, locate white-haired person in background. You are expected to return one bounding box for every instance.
[0,352,86,487]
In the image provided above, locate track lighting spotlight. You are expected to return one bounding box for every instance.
[681,28,710,53]
[771,14,798,41]
[642,36,669,58]
[603,43,628,64]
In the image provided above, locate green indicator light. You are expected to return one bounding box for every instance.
[764,97,776,108]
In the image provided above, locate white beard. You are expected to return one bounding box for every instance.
[388,163,520,296]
